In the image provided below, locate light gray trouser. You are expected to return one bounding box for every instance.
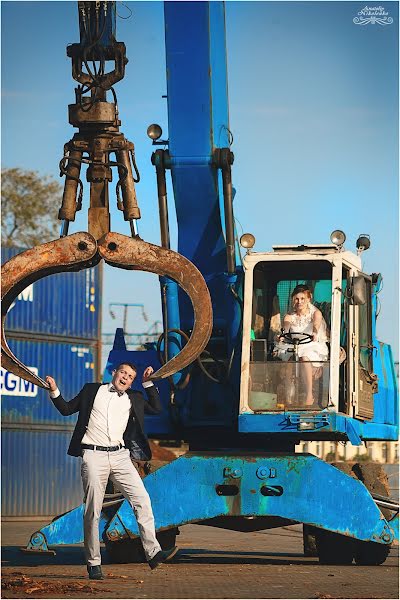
[81,447,161,566]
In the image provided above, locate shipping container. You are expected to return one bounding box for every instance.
[1,337,98,425]
[2,246,101,340]
[1,429,83,517]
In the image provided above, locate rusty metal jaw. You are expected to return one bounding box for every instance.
[97,233,213,380]
[1,233,99,389]
[99,233,213,380]
[1,232,213,388]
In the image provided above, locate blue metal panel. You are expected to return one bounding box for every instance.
[1,429,82,516]
[22,453,398,548]
[1,338,98,425]
[26,503,112,550]
[2,246,101,339]
[238,412,399,442]
[372,342,398,427]
[105,454,395,544]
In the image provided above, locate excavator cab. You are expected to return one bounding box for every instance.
[246,255,333,412]
[238,240,397,440]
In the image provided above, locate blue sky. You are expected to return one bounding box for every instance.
[2,1,398,364]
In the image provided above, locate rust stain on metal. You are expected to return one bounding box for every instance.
[229,480,242,516]
[285,456,306,474]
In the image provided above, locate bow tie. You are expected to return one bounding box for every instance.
[110,386,125,397]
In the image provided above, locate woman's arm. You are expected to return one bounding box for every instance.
[282,314,292,333]
[312,308,323,341]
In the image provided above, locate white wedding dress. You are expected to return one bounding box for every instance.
[274,304,329,364]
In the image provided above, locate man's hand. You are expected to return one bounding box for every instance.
[142,366,154,382]
[45,376,58,392]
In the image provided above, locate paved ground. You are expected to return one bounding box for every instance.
[1,520,398,599]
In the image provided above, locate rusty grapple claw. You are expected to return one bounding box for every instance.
[1,233,99,389]
[98,232,213,380]
[2,231,212,388]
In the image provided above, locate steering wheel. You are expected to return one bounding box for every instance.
[280,330,313,346]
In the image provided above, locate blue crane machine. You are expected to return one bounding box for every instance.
[24,1,398,566]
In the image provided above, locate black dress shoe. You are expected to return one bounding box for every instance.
[87,565,104,580]
[148,546,178,570]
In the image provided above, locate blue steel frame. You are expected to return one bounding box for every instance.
[163,0,242,349]
[25,454,398,553]
[238,412,399,444]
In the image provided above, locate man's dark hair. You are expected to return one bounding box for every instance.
[115,362,138,374]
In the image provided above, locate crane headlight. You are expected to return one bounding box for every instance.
[240,233,256,249]
[147,123,163,141]
[356,234,371,253]
[330,229,346,248]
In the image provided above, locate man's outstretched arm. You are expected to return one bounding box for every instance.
[46,375,85,416]
[142,367,162,415]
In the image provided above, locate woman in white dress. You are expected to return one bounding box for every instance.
[274,285,329,406]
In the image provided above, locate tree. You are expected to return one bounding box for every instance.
[1,168,62,248]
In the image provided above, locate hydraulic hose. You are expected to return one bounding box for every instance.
[157,328,226,386]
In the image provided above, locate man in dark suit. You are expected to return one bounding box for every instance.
[46,362,177,580]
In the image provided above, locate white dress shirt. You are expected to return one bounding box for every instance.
[49,381,154,448]
[80,384,131,446]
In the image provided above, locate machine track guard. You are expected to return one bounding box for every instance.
[23,454,398,559]
[1,232,213,387]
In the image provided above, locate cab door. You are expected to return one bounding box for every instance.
[351,274,376,419]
